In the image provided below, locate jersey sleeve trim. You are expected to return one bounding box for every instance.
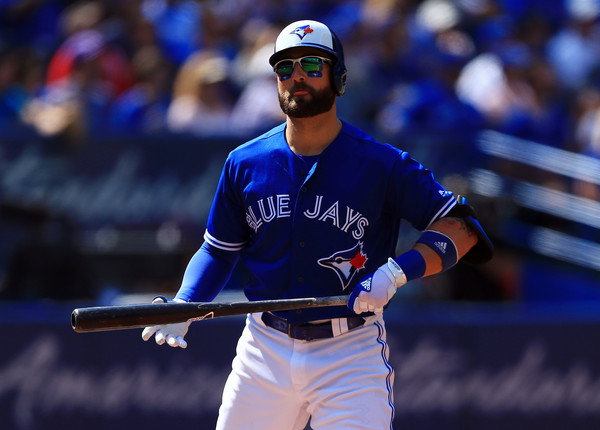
[204,230,247,252]
[425,196,457,229]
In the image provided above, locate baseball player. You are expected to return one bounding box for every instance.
[142,19,493,429]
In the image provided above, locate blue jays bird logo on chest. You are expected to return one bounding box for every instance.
[318,242,368,290]
[291,25,314,40]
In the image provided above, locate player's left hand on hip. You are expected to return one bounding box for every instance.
[348,258,407,315]
[141,296,191,348]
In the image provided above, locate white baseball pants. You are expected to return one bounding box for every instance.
[216,313,395,430]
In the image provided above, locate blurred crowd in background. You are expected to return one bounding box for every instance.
[0,0,599,156]
[0,0,599,192]
[0,0,599,303]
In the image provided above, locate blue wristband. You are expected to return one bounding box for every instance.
[392,249,426,281]
[416,230,458,271]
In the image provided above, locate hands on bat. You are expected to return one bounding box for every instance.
[141,297,191,348]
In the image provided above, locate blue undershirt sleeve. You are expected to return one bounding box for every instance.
[175,241,240,302]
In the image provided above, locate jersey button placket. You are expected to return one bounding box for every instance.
[291,175,311,301]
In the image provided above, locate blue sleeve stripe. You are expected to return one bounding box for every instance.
[426,197,457,229]
[204,230,247,251]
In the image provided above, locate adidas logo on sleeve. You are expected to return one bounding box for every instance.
[434,241,447,254]
[417,230,458,271]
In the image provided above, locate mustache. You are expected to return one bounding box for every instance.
[288,83,314,94]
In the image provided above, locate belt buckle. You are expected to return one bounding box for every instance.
[287,323,312,341]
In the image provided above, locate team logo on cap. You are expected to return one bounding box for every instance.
[290,25,314,40]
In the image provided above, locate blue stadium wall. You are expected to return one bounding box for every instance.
[1,302,600,430]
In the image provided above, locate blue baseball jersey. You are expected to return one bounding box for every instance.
[203,121,455,323]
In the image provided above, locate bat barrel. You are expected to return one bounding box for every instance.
[71,303,202,333]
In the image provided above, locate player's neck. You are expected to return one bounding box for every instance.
[285,111,342,156]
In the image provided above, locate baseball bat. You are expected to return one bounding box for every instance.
[71,295,349,333]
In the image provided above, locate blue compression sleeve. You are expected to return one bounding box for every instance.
[175,241,240,302]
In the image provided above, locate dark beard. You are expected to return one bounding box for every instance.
[278,83,336,118]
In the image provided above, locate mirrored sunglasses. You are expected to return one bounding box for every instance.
[273,56,332,77]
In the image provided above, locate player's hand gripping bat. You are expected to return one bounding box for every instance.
[71,295,349,333]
